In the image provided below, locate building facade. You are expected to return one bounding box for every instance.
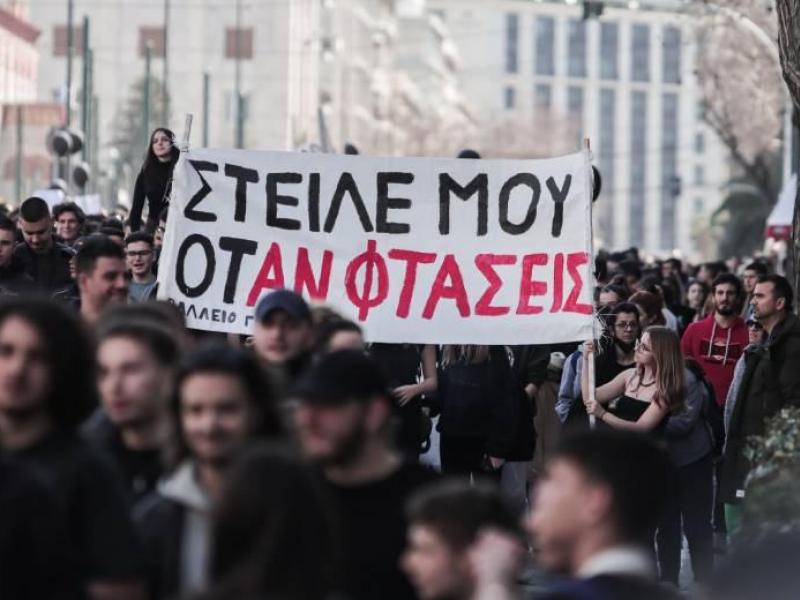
[26,0,320,196]
[428,0,730,259]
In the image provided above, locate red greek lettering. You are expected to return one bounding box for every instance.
[474,254,517,316]
[388,249,437,318]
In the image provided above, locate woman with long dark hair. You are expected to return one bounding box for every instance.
[130,128,180,234]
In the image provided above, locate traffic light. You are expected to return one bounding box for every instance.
[48,127,83,157]
[583,1,604,20]
[47,127,90,189]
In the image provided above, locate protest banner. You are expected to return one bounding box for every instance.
[157,148,595,344]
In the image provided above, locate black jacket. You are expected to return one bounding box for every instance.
[130,155,177,233]
[438,346,535,460]
[721,313,800,503]
[13,241,73,294]
[0,261,34,296]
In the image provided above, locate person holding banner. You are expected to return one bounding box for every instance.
[130,128,179,235]
[582,327,714,585]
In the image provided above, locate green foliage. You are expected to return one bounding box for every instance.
[711,184,772,259]
[740,408,800,541]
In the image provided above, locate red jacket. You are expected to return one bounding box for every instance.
[681,314,749,406]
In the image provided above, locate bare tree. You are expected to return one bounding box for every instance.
[776,0,800,312]
[694,1,784,256]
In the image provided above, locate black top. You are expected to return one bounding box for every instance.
[82,411,164,506]
[611,395,667,435]
[4,431,145,586]
[0,458,83,600]
[321,461,437,600]
[13,241,74,294]
[130,157,176,233]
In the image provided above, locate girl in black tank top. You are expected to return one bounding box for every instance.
[580,327,685,434]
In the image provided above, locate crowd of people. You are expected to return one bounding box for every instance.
[0,128,798,600]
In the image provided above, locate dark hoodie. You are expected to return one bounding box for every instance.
[721,312,800,503]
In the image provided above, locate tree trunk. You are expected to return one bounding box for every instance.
[776,0,800,314]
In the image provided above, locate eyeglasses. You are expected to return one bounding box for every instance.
[634,339,651,353]
[126,250,152,258]
[747,322,763,331]
[615,322,639,331]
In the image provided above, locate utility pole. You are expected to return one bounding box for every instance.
[234,0,244,148]
[15,106,22,203]
[163,0,170,123]
[65,0,74,127]
[81,16,90,162]
[203,72,210,147]
[144,43,152,149]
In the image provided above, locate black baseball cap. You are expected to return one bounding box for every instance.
[290,350,390,406]
[255,289,311,323]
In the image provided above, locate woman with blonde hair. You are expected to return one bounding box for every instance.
[582,326,714,585]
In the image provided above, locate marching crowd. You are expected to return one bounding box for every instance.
[0,128,798,600]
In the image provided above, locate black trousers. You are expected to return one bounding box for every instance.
[657,454,714,583]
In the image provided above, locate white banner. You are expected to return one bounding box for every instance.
[157,148,595,344]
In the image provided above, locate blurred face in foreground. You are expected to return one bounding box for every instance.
[527,457,609,575]
[0,317,50,418]
[180,372,253,466]
[98,337,170,429]
[402,525,472,600]
[293,397,387,467]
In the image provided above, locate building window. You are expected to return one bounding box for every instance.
[504,86,516,110]
[567,86,584,145]
[598,89,616,245]
[225,28,254,59]
[631,24,650,82]
[535,16,555,76]
[661,93,679,249]
[53,25,84,57]
[600,22,618,80]
[534,83,551,110]
[505,13,519,74]
[694,197,704,215]
[662,26,681,84]
[695,132,705,153]
[567,19,586,78]
[139,27,166,58]
[630,91,647,248]
[694,165,705,186]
